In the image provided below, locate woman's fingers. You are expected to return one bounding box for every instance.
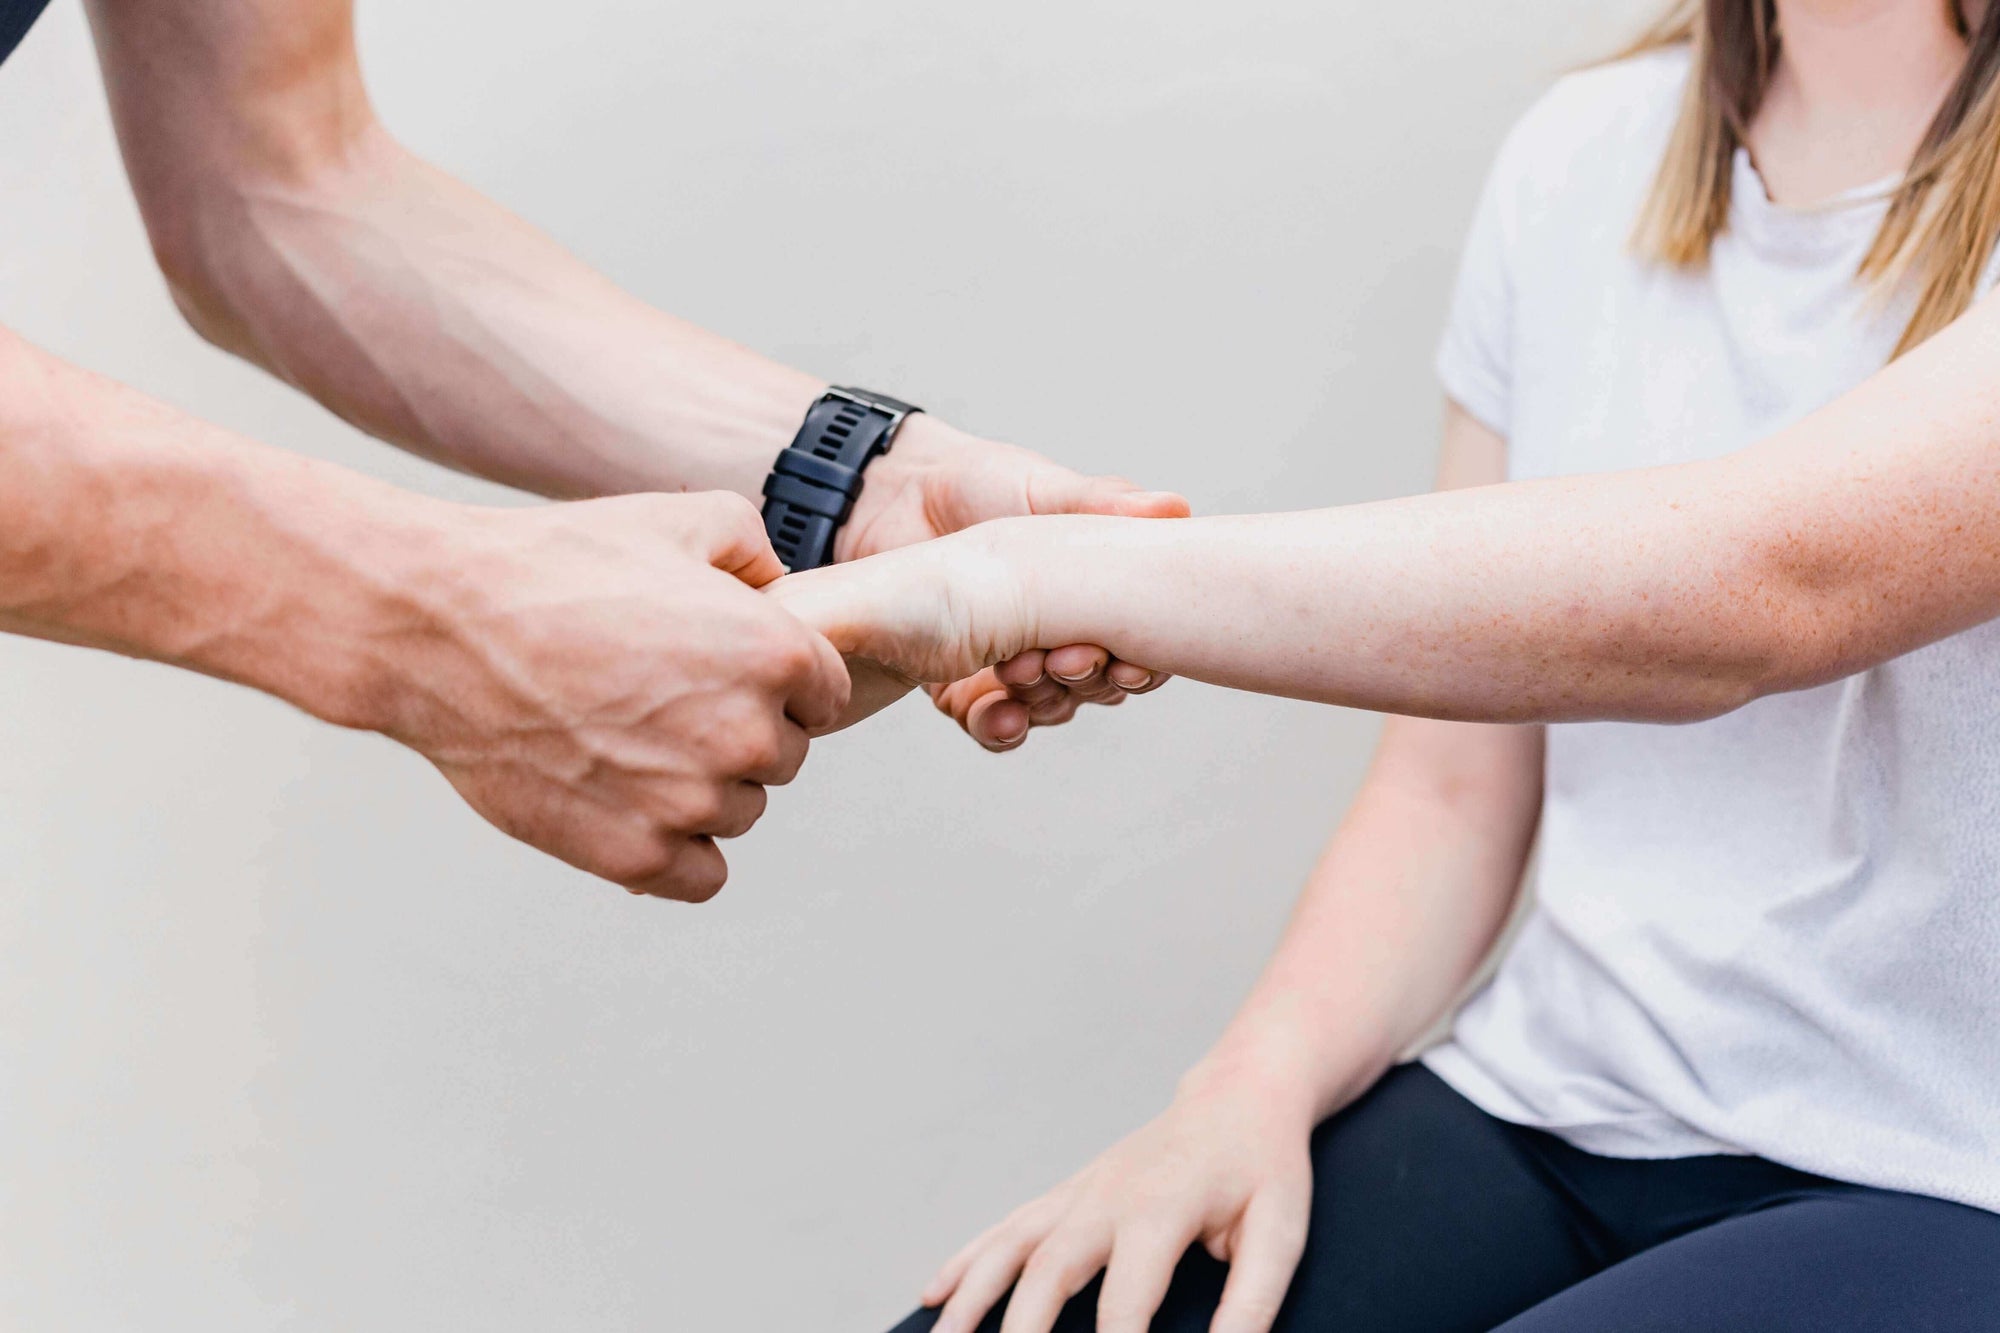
[1027,693,1081,728]
[997,1220,1116,1333]
[995,650,1050,690]
[966,691,1031,750]
[928,646,1159,751]
[924,1219,1010,1309]
[934,1229,1043,1333]
[1096,1221,1200,1333]
[1044,643,1111,693]
[1208,1187,1312,1333]
[928,673,1029,750]
[1108,661,1168,694]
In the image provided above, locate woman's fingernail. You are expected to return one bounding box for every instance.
[1049,669,1090,684]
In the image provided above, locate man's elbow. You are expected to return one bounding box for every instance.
[134,119,395,363]
[131,163,288,363]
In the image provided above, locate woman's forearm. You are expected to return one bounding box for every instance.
[978,381,1995,723]
[790,288,2000,725]
[1195,716,1543,1121]
[992,471,1785,723]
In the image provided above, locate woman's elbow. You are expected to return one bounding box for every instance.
[1592,597,1829,724]
[1647,589,1882,723]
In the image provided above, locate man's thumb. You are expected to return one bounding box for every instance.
[676,491,788,586]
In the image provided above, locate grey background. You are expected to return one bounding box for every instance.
[0,2,1645,1328]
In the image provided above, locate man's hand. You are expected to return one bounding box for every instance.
[87,0,1181,754]
[836,417,1186,749]
[373,492,849,900]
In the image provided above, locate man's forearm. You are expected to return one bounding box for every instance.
[0,329,446,729]
[146,129,825,503]
[0,327,863,898]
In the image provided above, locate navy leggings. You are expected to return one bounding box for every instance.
[889,1064,2000,1332]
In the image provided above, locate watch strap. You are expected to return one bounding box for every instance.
[762,387,922,571]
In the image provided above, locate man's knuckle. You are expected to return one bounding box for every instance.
[678,856,728,903]
[718,784,767,836]
[761,627,821,682]
[595,835,674,889]
[727,728,784,775]
[670,784,727,829]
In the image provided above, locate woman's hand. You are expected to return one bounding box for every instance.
[835,419,1184,749]
[925,647,1170,751]
[770,519,1172,739]
[922,1053,1319,1333]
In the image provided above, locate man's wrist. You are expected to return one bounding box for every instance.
[831,412,979,564]
[226,501,464,739]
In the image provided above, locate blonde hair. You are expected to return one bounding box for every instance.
[1628,0,2000,355]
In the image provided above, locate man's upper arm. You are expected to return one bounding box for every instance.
[86,0,372,251]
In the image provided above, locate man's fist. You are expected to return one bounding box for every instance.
[373,491,848,900]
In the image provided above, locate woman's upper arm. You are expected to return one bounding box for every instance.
[1723,284,2000,692]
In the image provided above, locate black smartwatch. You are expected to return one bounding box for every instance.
[761,386,923,572]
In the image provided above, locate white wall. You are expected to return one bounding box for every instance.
[0,2,1647,1329]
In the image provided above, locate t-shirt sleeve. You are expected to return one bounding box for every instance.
[1435,137,1523,438]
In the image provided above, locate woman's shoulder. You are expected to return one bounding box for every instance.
[1491,45,1690,197]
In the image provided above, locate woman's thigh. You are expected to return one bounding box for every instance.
[888,1064,1596,1333]
[1493,1187,2000,1333]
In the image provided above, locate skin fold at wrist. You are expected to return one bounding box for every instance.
[831,412,975,565]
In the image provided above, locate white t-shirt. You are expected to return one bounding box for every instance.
[1422,46,2000,1214]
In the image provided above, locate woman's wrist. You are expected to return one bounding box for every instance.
[976,512,1139,646]
[1187,1003,1401,1126]
[1184,1012,1323,1103]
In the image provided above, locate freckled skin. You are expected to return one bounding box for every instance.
[784,290,2000,729]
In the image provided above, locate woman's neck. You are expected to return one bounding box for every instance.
[1749,0,1966,204]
